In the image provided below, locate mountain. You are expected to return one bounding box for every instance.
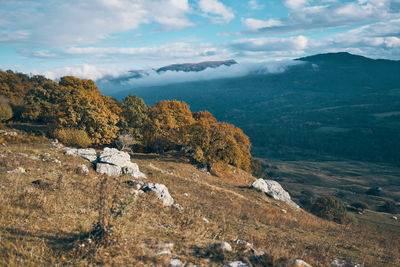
[109,52,400,165]
[156,59,237,73]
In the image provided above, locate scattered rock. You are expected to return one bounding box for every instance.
[293,259,312,267]
[251,249,265,257]
[29,155,39,160]
[191,173,200,179]
[232,239,253,248]
[391,216,397,220]
[202,217,210,223]
[7,167,26,173]
[41,153,51,157]
[0,130,18,136]
[0,154,4,158]
[211,241,232,252]
[331,259,362,267]
[32,179,42,185]
[141,182,174,206]
[358,211,363,215]
[223,261,252,267]
[281,209,287,213]
[183,193,189,197]
[51,158,61,164]
[173,203,184,210]
[18,153,28,157]
[156,250,172,255]
[170,258,184,267]
[252,179,300,209]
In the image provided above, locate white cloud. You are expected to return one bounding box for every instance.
[198,0,235,23]
[243,0,400,35]
[0,0,194,47]
[230,36,308,52]
[36,64,125,81]
[284,0,308,9]
[243,18,282,30]
[248,0,264,10]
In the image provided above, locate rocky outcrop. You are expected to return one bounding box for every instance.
[65,148,98,163]
[294,259,312,267]
[65,147,146,178]
[141,182,174,206]
[210,241,232,252]
[252,179,299,209]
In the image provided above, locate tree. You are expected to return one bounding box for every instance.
[146,100,194,151]
[352,202,369,212]
[22,76,120,146]
[311,196,347,224]
[118,95,151,147]
[0,100,12,122]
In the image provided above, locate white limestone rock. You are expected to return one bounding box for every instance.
[142,182,174,206]
[96,163,121,177]
[252,179,299,209]
[65,148,98,163]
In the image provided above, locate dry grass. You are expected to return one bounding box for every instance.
[0,136,399,266]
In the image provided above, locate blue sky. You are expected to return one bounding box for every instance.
[0,0,400,80]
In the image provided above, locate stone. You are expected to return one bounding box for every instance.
[391,216,397,220]
[232,239,253,248]
[7,167,26,173]
[18,153,28,157]
[142,182,174,206]
[96,163,121,177]
[41,153,51,157]
[223,261,253,267]
[211,241,232,252]
[173,204,183,210]
[121,162,147,179]
[252,179,300,209]
[161,243,174,248]
[332,259,363,267]
[170,258,184,267]
[203,217,210,223]
[293,259,312,267]
[98,147,131,166]
[281,209,287,213]
[65,148,98,163]
[156,250,171,255]
[183,193,189,197]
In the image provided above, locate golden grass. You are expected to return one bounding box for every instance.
[0,139,399,266]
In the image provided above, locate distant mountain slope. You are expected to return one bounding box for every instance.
[156,59,237,73]
[110,53,400,165]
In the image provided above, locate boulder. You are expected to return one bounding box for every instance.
[77,164,90,175]
[65,148,98,163]
[252,179,299,209]
[121,162,147,179]
[98,147,131,166]
[96,163,121,177]
[142,182,174,206]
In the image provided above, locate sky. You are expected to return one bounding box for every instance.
[0,0,400,80]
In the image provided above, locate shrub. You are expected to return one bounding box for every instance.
[352,202,369,211]
[311,196,347,224]
[54,128,92,148]
[115,133,137,151]
[381,200,397,214]
[0,103,12,122]
[366,186,382,196]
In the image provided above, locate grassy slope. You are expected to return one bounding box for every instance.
[0,136,399,266]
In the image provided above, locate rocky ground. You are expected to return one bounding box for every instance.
[0,129,399,266]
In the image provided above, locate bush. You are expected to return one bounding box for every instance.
[381,200,397,214]
[352,202,369,211]
[366,186,382,196]
[54,128,92,148]
[311,196,347,224]
[115,134,137,151]
[0,103,12,122]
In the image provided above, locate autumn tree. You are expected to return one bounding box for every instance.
[118,94,151,147]
[146,100,194,151]
[22,76,120,146]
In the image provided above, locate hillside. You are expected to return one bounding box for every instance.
[110,52,400,165]
[0,130,399,266]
